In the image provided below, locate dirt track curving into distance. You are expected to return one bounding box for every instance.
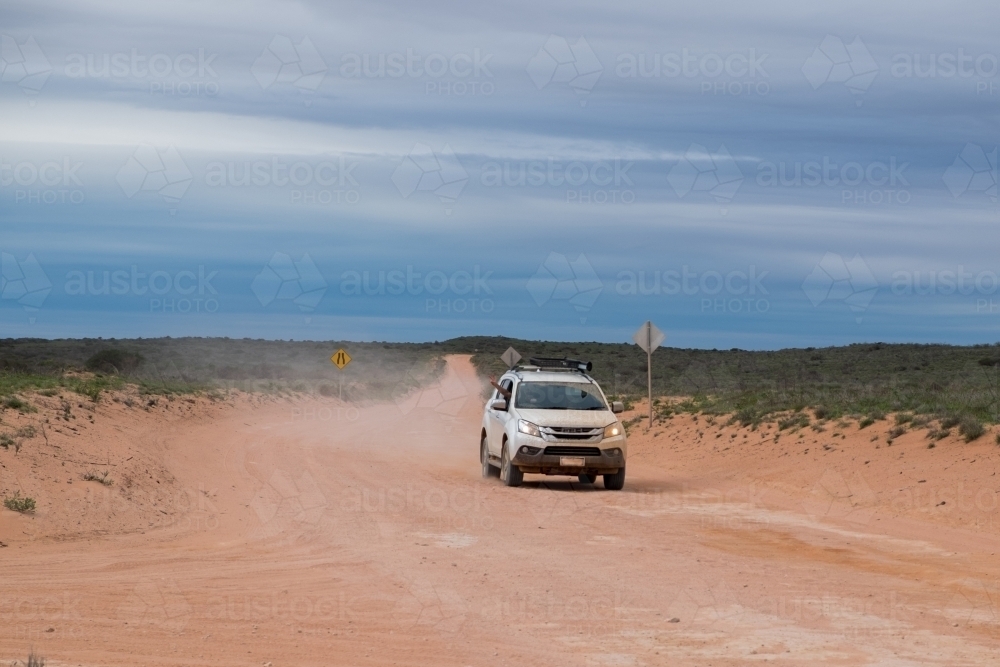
[3,354,1000,666]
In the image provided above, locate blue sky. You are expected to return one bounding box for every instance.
[0,0,998,348]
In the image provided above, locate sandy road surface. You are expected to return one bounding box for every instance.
[3,355,1000,666]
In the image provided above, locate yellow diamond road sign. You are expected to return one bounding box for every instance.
[331,349,351,369]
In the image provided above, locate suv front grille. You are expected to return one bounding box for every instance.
[539,426,602,441]
[542,446,602,457]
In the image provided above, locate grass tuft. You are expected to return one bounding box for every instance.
[82,469,113,486]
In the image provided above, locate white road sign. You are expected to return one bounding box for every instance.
[632,321,665,353]
[501,347,522,369]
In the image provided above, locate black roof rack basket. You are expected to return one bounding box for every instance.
[528,357,593,372]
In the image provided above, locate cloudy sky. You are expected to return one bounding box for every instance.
[1,0,998,348]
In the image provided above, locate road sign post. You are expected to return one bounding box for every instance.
[632,321,665,429]
[647,332,651,427]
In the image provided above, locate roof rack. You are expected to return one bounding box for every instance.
[527,357,593,372]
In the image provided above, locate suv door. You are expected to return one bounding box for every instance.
[487,378,514,457]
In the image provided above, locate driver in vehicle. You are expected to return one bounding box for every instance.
[488,374,512,401]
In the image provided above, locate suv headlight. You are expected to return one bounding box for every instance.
[518,420,541,438]
[604,423,622,439]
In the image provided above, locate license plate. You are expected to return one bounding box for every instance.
[560,456,586,467]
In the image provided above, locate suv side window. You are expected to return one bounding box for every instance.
[500,380,513,411]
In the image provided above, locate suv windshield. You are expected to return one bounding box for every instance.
[514,382,606,410]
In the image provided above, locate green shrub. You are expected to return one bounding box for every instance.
[733,407,759,426]
[813,406,829,420]
[895,413,913,425]
[778,412,810,430]
[859,416,875,429]
[4,492,35,513]
[959,416,985,442]
[654,404,674,420]
[622,415,644,434]
[69,375,125,402]
[84,349,144,375]
[0,426,35,452]
[2,395,36,413]
[940,414,961,429]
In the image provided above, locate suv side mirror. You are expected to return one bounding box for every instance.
[611,401,625,414]
[490,398,507,411]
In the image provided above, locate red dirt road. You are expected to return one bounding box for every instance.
[3,355,1000,666]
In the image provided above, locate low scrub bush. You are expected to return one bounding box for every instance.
[778,412,810,431]
[4,492,35,513]
[940,414,961,429]
[2,396,36,413]
[959,416,985,442]
[84,349,144,375]
[83,469,113,486]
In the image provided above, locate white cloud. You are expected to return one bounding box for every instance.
[0,97,679,164]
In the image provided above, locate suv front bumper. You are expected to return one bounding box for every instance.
[511,445,625,476]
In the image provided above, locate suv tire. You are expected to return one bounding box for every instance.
[481,436,496,478]
[500,442,523,487]
[603,466,626,491]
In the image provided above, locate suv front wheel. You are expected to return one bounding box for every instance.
[500,442,523,487]
[603,465,626,491]
[481,436,496,478]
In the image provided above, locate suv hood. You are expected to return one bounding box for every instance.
[516,408,615,428]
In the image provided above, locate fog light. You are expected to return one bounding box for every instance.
[603,447,622,457]
[519,445,541,456]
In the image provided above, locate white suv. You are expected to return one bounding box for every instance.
[480,359,627,490]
